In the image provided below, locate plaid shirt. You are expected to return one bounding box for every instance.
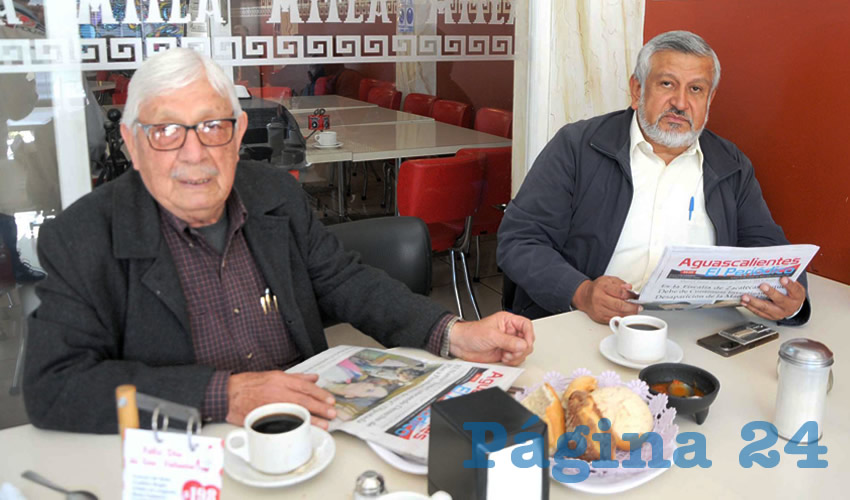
[159,190,452,422]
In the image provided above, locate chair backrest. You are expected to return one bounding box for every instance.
[261,86,293,100]
[367,87,402,110]
[397,155,486,224]
[326,216,432,296]
[402,93,438,116]
[314,76,329,96]
[431,99,473,128]
[358,78,380,101]
[474,107,513,138]
[456,146,512,207]
[109,74,130,104]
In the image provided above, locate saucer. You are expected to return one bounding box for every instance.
[223,426,335,488]
[314,141,343,149]
[366,441,428,476]
[599,335,683,370]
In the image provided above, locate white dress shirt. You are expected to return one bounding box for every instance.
[603,113,716,291]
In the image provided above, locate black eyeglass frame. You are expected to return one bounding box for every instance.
[136,118,238,151]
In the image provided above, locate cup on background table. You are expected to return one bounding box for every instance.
[316,130,338,146]
[609,315,668,362]
[225,403,312,474]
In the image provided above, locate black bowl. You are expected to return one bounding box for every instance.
[639,363,720,425]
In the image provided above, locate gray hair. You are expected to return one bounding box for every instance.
[633,31,721,92]
[121,47,241,127]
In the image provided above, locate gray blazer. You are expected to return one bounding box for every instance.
[498,108,809,323]
[24,161,447,433]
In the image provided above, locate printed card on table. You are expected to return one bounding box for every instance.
[123,427,223,500]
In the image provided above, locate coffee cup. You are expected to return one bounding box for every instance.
[609,315,668,362]
[225,403,312,474]
[316,130,338,146]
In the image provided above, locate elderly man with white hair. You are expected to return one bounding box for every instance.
[498,30,809,325]
[23,48,534,433]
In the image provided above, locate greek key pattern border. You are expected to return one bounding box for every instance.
[0,34,513,72]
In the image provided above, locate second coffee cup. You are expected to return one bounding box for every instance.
[316,130,338,146]
[609,315,668,362]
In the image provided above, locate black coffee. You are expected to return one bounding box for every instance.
[251,413,304,434]
[629,323,661,331]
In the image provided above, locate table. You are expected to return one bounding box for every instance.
[1,274,845,498]
[295,107,432,130]
[303,120,510,219]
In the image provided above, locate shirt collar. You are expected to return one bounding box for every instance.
[159,189,249,239]
[629,112,703,166]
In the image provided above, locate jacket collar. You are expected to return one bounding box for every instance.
[111,162,291,259]
[590,108,746,190]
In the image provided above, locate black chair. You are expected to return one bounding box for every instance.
[326,216,432,296]
[502,273,517,312]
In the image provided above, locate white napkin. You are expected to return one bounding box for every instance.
[0,483,27,500]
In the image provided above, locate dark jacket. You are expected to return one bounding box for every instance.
[498,108,809,323]
[24,162,447,433]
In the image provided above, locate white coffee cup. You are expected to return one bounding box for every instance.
[609,315,668,362]
[316,130,338,146]
[225,403,312,474]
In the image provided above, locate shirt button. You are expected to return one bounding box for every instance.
[233,307,240,315]
[188,242,194,248]
[221,261,226,269]
[246,352,253,360]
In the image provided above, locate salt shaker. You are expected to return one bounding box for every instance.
[354,471,386,500]
[774,338,834,443]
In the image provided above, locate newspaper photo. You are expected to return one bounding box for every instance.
[636,244,819,310]
[287,345,523,463]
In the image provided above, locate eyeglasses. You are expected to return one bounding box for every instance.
[136,118,238,151]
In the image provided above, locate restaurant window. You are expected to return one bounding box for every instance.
[0,0,515,295]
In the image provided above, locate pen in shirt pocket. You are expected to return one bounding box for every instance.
[260,287,278,314]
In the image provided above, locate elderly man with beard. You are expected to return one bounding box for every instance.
[498,30,809,325]
[23,48,534,434]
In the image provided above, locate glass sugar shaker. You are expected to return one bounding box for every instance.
[774,338,834,443]
[354,470,387,500]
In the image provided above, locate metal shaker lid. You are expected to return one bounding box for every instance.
[779,338,834,367]
[355,470,386,496]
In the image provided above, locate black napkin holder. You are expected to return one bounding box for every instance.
[428,387,549,500]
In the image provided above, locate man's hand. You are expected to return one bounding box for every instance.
[741,277,806,321]
[449,311,535,366]
[571,276,641,324]
[226,371,337,429]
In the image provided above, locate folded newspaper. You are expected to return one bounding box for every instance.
[635,244,819,310]
[286,345,523,463]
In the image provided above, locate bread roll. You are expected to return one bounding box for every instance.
[564,390,606,461]
[562,375,597,407]
[520,383,565,456]
[590,386,654,451]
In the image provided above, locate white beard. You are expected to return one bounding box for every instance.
[637,93,708,150]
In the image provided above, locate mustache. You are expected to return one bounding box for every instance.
[657,107,693,127]
[170,165,219,180]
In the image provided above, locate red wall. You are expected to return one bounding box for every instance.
[645,0,850,284]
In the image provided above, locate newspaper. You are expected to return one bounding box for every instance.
[635,244,819,310]
[286,345,523,463]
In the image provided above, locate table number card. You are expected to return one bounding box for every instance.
[122,428,224,500]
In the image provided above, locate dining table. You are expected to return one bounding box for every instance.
[0,273,846,499]
[305,120,512,218]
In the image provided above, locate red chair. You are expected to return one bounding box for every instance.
[260,86,292,101]
[314,76,329,96]
[358,78,380,101]
[109,74,130,104]
[432,99,473,128]
[455,147,512,280]
[474,107,513,138]
[367,87,402,110]
[403,93,438,117]
[397,155,486,319]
